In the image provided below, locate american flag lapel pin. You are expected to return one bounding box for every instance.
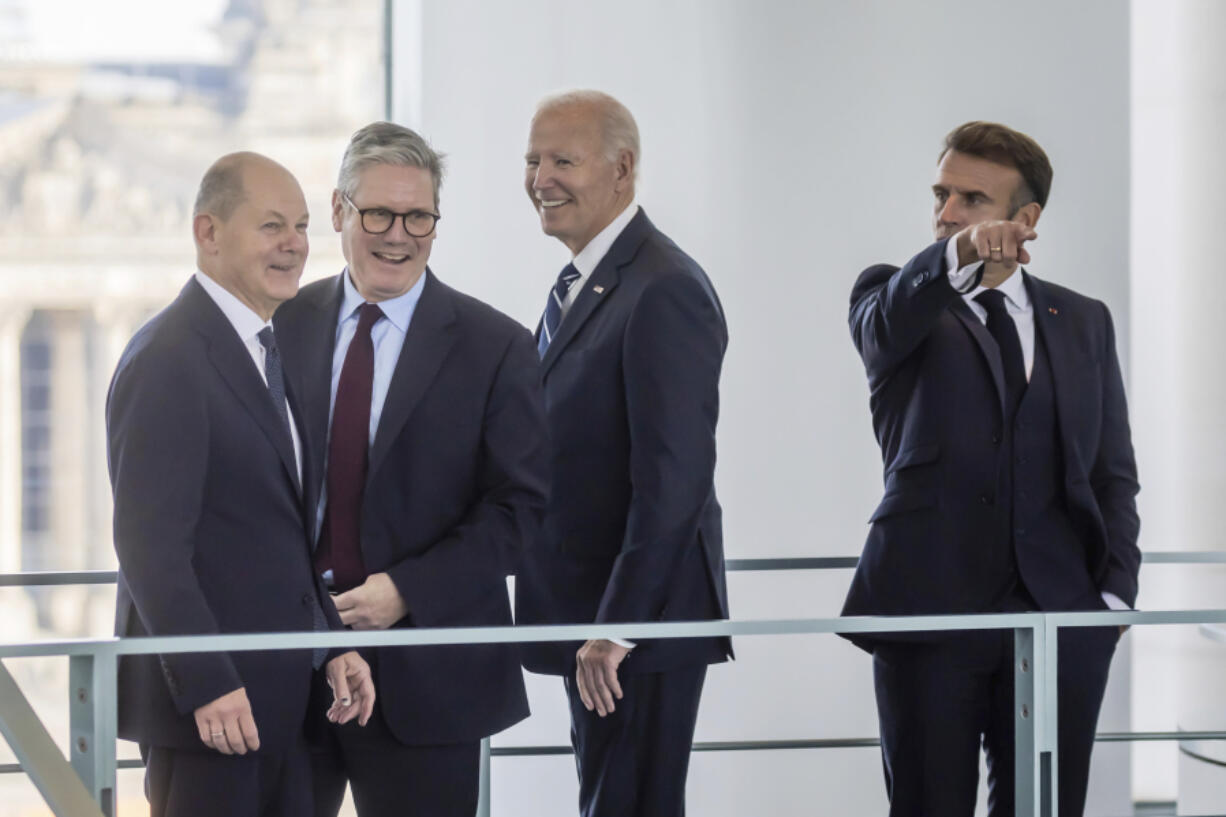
[1048,307,1059,315]
[593,285,605,294]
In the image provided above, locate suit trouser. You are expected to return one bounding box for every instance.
[141,736,312,817]
[564,663,707,817]
[307,669,479,817]
[871,599,1120,817]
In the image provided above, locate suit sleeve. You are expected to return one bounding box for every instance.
[594,272,726,625]
[107,348,244,714]
[849,238,963,388]
[384,328,550,626]
[1090,302,1142,606]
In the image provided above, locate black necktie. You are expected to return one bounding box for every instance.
[975,289,1026,416]
[257,327,327,668]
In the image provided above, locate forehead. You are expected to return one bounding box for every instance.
[351,163,435,207]
[527,106,604,153]
[232,167,307,219]
[935,150,1022,194]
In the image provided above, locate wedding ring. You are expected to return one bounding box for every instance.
[210,731,225,738]
[990,246,1002,252]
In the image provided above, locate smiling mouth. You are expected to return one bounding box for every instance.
[269,263,297,272]
[538,199,568,209]
[373,252,410,264]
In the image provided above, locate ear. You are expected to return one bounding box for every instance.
[332,189,345,233]
[1013,201,1042,229]
[193,213,219,253]
[612,148,635,193]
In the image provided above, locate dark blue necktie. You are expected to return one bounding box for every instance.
[257,326,327,669]
[974,289,1026,417]
[537,263,582,358]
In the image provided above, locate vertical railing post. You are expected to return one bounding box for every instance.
[477,735,491,817]
[69,649,116,817]
[1039,616,1059,816]
[1014,622,1037,816]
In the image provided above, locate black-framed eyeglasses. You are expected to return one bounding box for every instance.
[342,193,440,237]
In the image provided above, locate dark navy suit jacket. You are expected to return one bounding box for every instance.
[108,277,340,751]
[516,208,732,676]
[274,269,548,745]
[842,239,1141,622]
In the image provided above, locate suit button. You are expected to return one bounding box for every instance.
[1016,527,1027,537]
[980,494,994,505]
[914,271,928,286]
[301,593,315,607]
[991,433,1001,445]
[1017,456,1028,465]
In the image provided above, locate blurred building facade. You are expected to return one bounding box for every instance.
[0,0,384,636]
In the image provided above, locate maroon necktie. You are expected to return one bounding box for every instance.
[317,302,384,591]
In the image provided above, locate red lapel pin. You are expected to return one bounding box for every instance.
[1048,307,1059,315]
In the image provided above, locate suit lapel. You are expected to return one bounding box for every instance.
[1025,273,1080,472]
[540,209,654,378]
[951,296,1008,418]
[186,279,302,496]
[366,269,457,484]
[284,275,345,523]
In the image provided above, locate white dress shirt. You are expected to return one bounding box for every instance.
[559,201,639,317]
[194,270,302,481]
[313,268,427,544]
[942,245,1127,612]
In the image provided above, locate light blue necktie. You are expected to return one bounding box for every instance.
[537,263,581,358]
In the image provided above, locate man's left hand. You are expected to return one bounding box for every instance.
[575,639,631,718]
[333,572,409,630]
[324,650,375,726]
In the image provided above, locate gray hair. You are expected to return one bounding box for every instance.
[535,89,640,176]
[193,152,250,220]
[336,121,447,208]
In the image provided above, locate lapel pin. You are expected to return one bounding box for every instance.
[593,285,605,294]
[1048,307,1059,315]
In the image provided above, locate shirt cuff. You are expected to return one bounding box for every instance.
[1101,592,1130,611]
[609,638,636,649]
[944,238,982,293]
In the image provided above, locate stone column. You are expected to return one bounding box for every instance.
[1131,0,1226,807]
[0,305,30,575]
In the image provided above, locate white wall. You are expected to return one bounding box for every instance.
[391,2,1132,814]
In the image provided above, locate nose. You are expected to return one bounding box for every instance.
[383,215,412,243]
[286,228,308,255]
[936,196,962,229]
[530,164,552,194]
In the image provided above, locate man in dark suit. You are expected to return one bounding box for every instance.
[843,122,1141,816]
[273,122,548,817]
[108,152,374,817]
[514,90,732,817]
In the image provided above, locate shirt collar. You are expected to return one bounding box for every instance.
[194,269,270,344]
[967,266,1031,311]
[571,201,639,278]
[339,266,427,332]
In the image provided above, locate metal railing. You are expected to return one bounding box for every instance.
[1,553,1225,817]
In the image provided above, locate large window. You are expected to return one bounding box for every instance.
[0,2,386,812]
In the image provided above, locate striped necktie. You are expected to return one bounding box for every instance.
[537,263,581,358]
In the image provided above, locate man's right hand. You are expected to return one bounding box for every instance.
[955,220,1037,287]
[194,687,259,755]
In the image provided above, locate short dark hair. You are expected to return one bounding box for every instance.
[940,121,1053,213]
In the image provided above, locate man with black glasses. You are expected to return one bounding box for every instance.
[274,122,549,817]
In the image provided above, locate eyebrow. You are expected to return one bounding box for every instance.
[932,184,993,201]
[263,210,309,222]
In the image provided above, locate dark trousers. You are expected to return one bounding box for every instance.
[563,664,707,817]
[308,671,479,817]
[141,737,312,817]
[871,600,1120,817]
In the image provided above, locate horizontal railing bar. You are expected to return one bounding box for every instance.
[0,551,1221,589]
[724,557,859,571]
[4,731,1223,776]
[0,571,117,587]
[3,610,1226,659]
